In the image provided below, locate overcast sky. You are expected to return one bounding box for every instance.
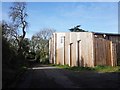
[2,2,118,39]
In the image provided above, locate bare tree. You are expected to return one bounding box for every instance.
[35,28,55,54]
[9,2,28,52]
[31,28,55,63]
[36,28,55,40]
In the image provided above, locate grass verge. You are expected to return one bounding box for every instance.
[49,64,120,73]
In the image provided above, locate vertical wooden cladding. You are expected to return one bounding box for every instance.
[70,33,78,67]
[111,43,117,66]
[49,38,52,63]
[65,33,71,66]
[94,38,117,66]
[65,32,94,67]
[53,33,55,64]
[109,36,120,43]
[56,48,63,64]
[56,33,65,65]
[49,32,119,67]
[55,33,57,64]
[115,42,120,66]
[94,38,107,66]
[79,33,94,67]
[49,34,55,64]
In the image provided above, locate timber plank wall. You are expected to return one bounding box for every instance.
[94,38,117,66]
[49,32,120,67]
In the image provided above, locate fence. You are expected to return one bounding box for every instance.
[94,38,117,66]
[116,43,120,66]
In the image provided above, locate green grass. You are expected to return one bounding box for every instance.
[94,65,120,72]
[49,64,120,73]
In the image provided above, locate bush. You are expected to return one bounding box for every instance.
[2,37,28,88]
[26,52,36,59]
[40,57,49,64]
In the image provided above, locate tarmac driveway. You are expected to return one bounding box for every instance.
[10,64,119,88]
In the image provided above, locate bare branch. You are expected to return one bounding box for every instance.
[9,2,28,52]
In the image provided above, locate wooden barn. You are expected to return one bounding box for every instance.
[49,32,120,67]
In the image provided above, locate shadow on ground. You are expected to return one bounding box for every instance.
[4,62,120,88]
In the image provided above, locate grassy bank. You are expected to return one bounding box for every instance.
[49,64,120,73]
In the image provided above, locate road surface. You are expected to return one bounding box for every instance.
[9,64,119,88]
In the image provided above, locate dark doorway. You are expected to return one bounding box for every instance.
[70,43,73,66]
[77,40,81,66]
[63,36,65,65]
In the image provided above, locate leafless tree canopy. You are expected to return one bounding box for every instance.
[9,2,28,52]
[30,28,55,60]
[35,28,56,40]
